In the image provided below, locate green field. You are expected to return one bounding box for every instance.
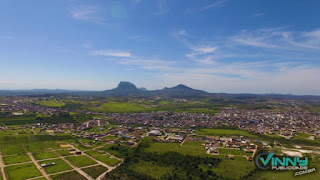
[196,128,256,138]
[65,155,97,167]
[33,151,60,160]
[1,145,26,155]
[3,154,31,165]
[39,100,65,107]
[98,144,123,157]
[39,158,73,174]
[82,165,108,179]
[128,160,173,179]
[85,150,103,157]
[51,170,86,180]
[56,150,72,156]
[145,142,207,156]
[94,155,120,166]
[212,156,255,179]
[5,163,42,180]
[90,102,147,113]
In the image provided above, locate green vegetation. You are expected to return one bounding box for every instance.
[128,160,174,179]
[1,145,26,155]
[82,165,108,179]
[51,171,86,180]
[212,156,256,179]
[65,155,97,167]
[5,163,42,180]
[196,128,256,138]
[33,151,60,160]
[39,158,73,174]
[38,100,65,107]
[94,155,120,166]
[56,150,71,156]
[146,142,207,157]
[90,102,147,113]
[3,154,31,165]
[85,150,102,157]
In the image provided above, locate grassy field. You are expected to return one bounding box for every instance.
[82,165,108,179]
[128,160,173,179]
[39,100,65,107]
[212,156,255,179]
[1,145,26,155]
[145,142,207,157]
[65,155,97,167]
[33,151,60,160]
[39,158,73,174]
[98,144,123,157]
[3,154,31,165]
[51,170,86,180]
[94,155,120,166]
[196,128,257,138]
[56,150,72,156]
[85,150,103,157]
[5,163,42,180]
[90,102,147,113]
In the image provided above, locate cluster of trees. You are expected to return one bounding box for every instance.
[105,140,222,180]
[36,112,76,124]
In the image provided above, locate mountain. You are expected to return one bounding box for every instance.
[149,84,209,97]
[1,81,320,102]
[102,81,143,96]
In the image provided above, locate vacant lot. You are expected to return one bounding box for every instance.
[33,151,60,160]
[1,145,25,155]
[5,163,42,180]
[82,165,108,179]
[51,170,86,180]
[196,128,256,138]
[146,142,207,157]
[65,155,97,167]
[39,158,72,174]
[212,156,255,179]
[94,155,120,166]
[128,160,173,179]
[90,102,147,113]
[56,150,72,156]
[85,150,102,157]
[3,154,31,165]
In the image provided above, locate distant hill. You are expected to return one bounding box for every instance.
[102,81,143,96]
[149,84,209,97]
[0,81,320,102]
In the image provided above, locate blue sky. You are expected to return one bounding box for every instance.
[1,0,320,95]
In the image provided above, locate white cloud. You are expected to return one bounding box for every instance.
[91,50,132,58]
[70,6,105,24]
[202,0,228,10]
